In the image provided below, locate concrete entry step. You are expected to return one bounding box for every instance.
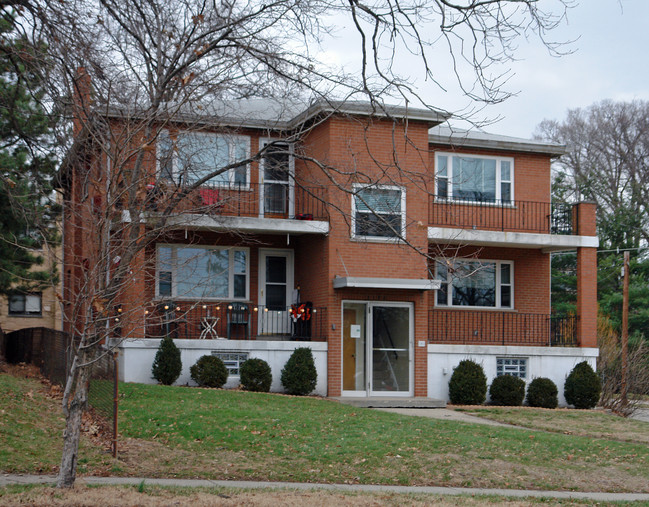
[331,397,446,408]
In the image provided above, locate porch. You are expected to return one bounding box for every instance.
[141,302,328,342]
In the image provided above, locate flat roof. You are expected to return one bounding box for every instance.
[428,125,566,157]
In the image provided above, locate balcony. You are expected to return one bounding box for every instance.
[428,198,598,251]
[429,198,575,234]
[429,309,579,347]
[142,302,327,341]
[136,181,330,235]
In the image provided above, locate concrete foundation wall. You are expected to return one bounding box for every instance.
[116,339,328,396]
[427,344,599,406]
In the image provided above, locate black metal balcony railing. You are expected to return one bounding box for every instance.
[429,197,576,235]
[144,302,327,341]
[147,181,329,221]
[429,309,579,347]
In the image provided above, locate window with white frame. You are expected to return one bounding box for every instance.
[352,185,405,239]
[496,357,527,378]
[435,259,513,308]
[157,245,249,300]
[436,153,513,203]
[8,293,42,316]
[211,351,248,376]
[158,130,250,186]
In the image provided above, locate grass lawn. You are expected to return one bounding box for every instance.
[2,366,649,493]
[455,406,649,444]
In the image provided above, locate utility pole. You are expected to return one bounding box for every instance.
[621,250,629,409]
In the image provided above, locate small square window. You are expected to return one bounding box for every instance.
[496,357,527,379]
[211,351,249,376]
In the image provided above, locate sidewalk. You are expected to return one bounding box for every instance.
[3,474,649,502]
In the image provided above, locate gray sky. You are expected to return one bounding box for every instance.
[444,0,649,137]
[321,1,649,139]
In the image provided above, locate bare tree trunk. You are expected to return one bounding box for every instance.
[57,351,91,488]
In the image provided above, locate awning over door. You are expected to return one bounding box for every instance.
[333,277,440,290]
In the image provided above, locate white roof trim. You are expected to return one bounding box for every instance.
[333,277,441,290]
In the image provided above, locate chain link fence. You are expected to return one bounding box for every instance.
[2,327,119,456]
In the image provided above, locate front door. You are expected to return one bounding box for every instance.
[258,249,294,336]
[342,301,413,396]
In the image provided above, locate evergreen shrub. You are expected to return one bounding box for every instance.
[564,361,601,409]
[240,358,272,392]
[151,336,182,385]
[489,374,525,406]
[448,359,487,405]
[281,347,317,395]
[190,355,228,388]
[526,377,558,409]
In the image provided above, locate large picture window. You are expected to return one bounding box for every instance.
[157,245,249,300]
[435,259,513,309]
[436,153,513,203]
[158,130,250,186]
[352,185,405,239]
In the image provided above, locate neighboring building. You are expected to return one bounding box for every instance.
[61,90,598,404]
[0,242,62,334]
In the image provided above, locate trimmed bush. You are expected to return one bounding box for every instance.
[190,355,228,388]
[448,359,487,405]
[151,336,182,385]
[281,347,317,395]
[564,361,601,409]
[526,377,558,409]
[489,374,525,406]
[240,358,272,392]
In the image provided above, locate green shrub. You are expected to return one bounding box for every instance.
[281,347,317,395]
[489,374,525,406]
[564,361,601,409]
[240,358,272,392]
[526,377,558,409]
[448,359,487,405]
[151,336,182,385]
[190,355,228,388]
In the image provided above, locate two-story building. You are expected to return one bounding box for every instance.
[61,91,598,405]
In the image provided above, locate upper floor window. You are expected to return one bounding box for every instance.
[9,293,42,316]
[435,259,513,309]
[157,245,249,300]
[158,130,250,186]
[436,153,513,203]
[352,185,405,239]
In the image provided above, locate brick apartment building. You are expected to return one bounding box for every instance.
[62,90,598,404]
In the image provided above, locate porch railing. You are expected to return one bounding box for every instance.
[145,302,327,341]
[147,181,329,221]
[429,197,576,235]
[429,309,579,347]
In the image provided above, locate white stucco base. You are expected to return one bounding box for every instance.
[427,344,599,406]
[114,339,328,396]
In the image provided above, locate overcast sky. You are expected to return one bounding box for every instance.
[439,0,649,138]
[321,1,649,139]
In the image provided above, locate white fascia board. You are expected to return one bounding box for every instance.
[428,227,599,251]
[333,277,441,290]
[150,214,329,235]
[427,343,599,357]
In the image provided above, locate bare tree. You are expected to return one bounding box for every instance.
[536,100,649,248]
[5,0,574,488]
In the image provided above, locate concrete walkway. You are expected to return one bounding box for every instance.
[376,407,513,427]
[2,474,649,502]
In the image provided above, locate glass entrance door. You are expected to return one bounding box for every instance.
[342,302,413,396]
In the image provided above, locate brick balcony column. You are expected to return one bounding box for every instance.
[575,201,597,348]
